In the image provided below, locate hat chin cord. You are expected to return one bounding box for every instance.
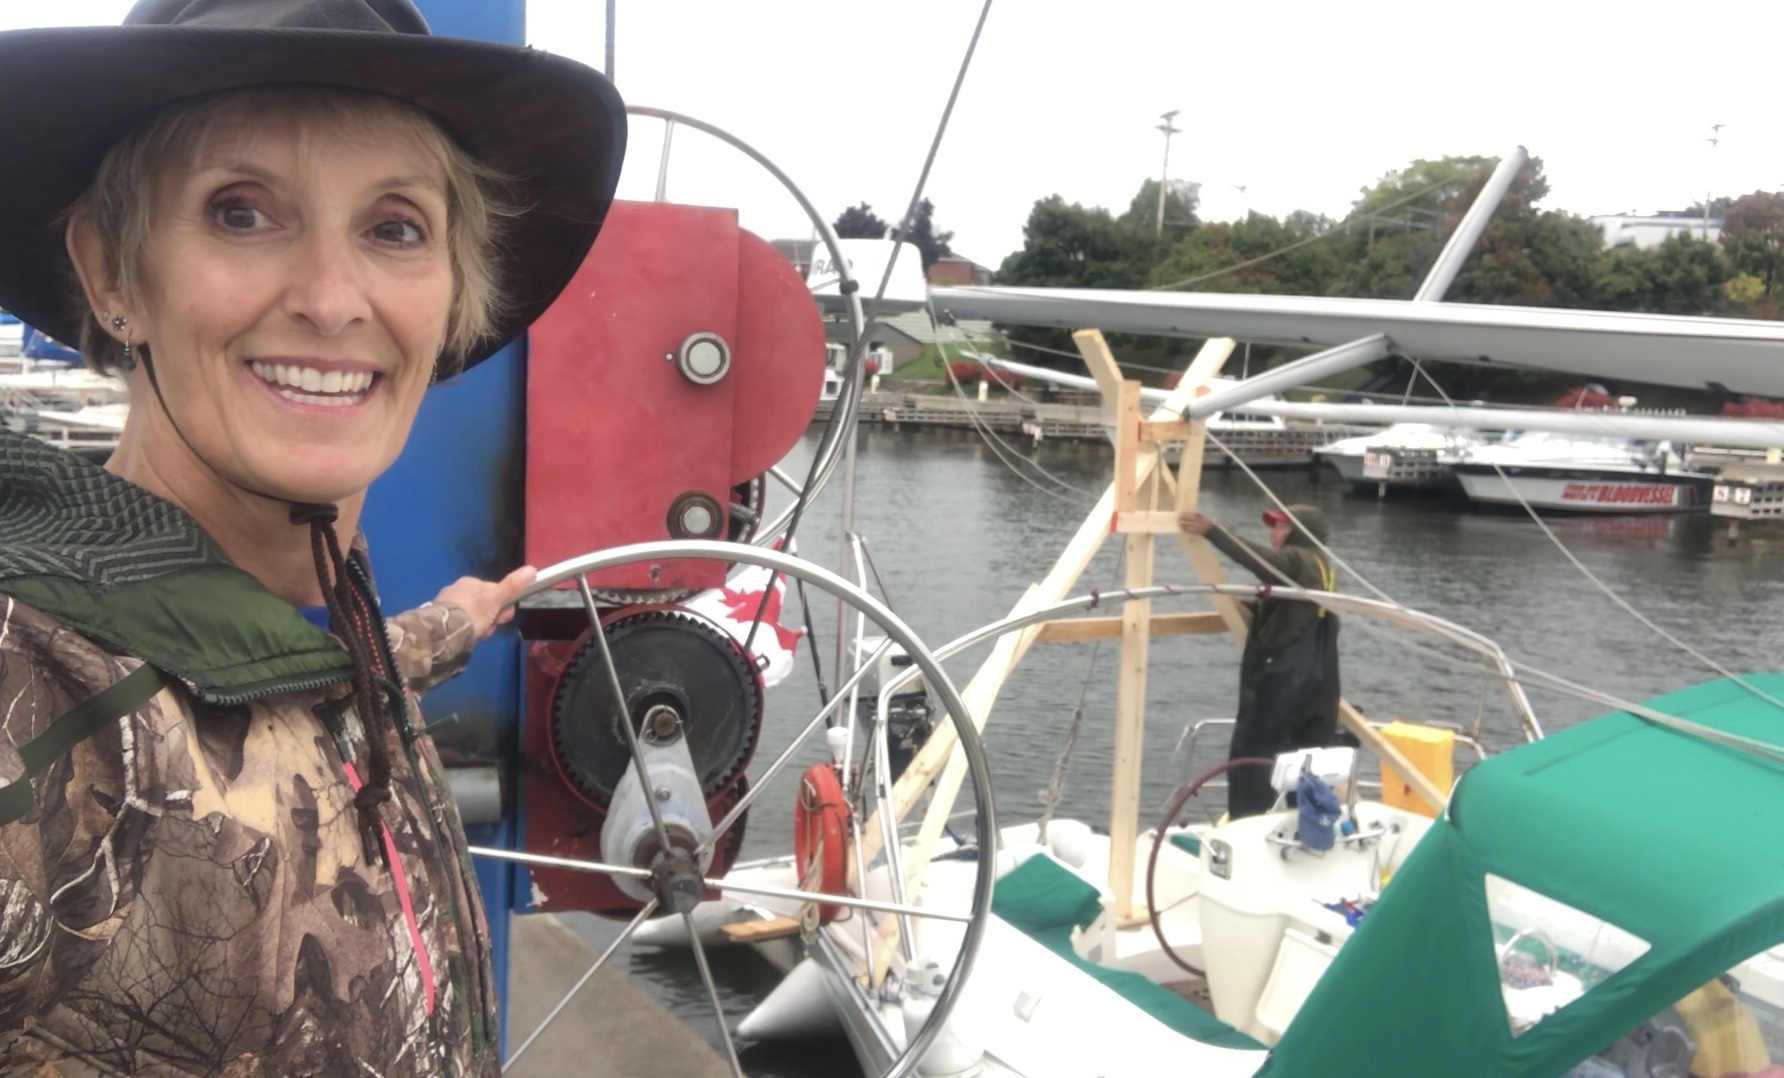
[136,343,398,869]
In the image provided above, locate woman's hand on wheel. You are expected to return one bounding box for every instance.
[434,565,537,643]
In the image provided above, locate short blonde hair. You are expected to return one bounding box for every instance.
[67,86,516,377]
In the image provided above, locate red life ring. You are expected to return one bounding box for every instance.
[793,763,851,922]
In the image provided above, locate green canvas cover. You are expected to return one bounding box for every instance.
[992,852,1263,1051]
[1261,675,1784,1077]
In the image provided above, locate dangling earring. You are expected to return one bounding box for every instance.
[108,313,136,371]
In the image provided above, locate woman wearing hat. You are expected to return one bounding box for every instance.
[1180,504,1343,818]
[0,1,624,1072]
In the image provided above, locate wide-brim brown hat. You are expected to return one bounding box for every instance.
[0,0,627,373]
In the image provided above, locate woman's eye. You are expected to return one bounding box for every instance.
[373,218,426,246]
[213,201,266,231]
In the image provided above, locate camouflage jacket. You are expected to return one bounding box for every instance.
[0,433,500,1076]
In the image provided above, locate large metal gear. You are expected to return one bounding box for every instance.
[550,608,763,807]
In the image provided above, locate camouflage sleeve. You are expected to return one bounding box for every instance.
[0,596,142,1047]
[385,601,478,694]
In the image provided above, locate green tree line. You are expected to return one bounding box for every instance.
[990,155,1784,387]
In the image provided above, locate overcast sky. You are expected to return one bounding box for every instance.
[10,1,1784,267]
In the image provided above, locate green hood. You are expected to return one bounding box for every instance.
[0,432,352,703]
[1281,503,1328,546]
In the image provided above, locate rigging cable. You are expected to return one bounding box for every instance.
[1037,548,1125,844]
[739,0,996,655]
[927,306,1102,503]
[1403,357,1784,716]
[1145,174,1470,292]
[1199,426,1541,739]
[1041,579,1784,769]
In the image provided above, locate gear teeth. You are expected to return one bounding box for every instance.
[550,608,763,807]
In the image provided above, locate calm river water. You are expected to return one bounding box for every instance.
[553,425,1784,1076]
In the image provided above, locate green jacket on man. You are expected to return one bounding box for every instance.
[1204,504,1335,649]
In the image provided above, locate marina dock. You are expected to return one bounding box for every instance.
[819,384,1374,468]
[506,913,727,1077]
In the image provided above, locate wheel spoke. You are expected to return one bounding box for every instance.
[502,898,661,1071]
[576,576,676,854]
[518,539,1001,1078]
[694,637,893,858]
[684,917,746,1078]
[703,876,969,924]
[469,845,965,923]
[468,845,649,880]
[767,464,802,494]
[869,704,915,961]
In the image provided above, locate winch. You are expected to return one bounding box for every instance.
[515,198,821,917]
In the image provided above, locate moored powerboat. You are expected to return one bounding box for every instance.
[1452,431,1714,513]
[1315,422,1491,494]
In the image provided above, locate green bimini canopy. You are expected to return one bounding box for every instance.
[1260,675,1784,1078]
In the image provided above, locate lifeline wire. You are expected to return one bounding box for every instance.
[1020,579,1784,770]
[1172,475,1781,767]
[1199,426,1541,740]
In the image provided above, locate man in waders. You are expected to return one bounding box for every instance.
[1179,504,1342,818]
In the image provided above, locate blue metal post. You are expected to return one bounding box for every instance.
[361,0,528,1054]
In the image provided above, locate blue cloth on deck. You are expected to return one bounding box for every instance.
[1297,771,1341,851]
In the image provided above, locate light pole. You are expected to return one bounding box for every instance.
[1155,110,1181,236]
[1704,122,1724,240]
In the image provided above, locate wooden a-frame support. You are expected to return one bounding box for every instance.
[1081,329,1447,921]
[854,330,1446,980]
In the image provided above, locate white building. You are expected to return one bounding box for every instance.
[1590,212,1721,250]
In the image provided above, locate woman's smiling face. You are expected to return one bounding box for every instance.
[113,104,453,504]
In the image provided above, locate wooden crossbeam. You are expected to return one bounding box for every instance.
[1032,611,1228,643]
[1139,419,1199,444]
[1113,510,1183,534]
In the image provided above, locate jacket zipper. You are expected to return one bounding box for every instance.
[345,557,499,1058]
[190,669,351,707]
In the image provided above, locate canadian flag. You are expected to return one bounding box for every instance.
[680,561,805,689]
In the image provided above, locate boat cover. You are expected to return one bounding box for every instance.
[992,853,1263,1051]
[1260,675,1784,1077]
